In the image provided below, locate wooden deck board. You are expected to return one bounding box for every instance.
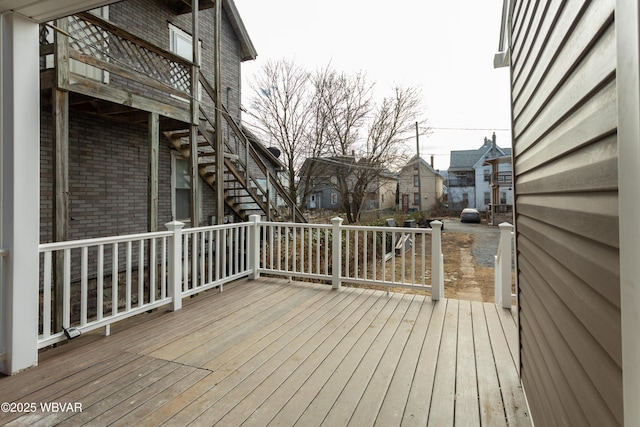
[373,296,434,427]
[455,300,480,426]
[472,301,508,427]
[0,278,531,427]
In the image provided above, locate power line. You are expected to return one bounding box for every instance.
[429,127,511,131]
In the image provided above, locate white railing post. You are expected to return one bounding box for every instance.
[430,221,444,300]
[165,221,185,311]
[331,217,343,289]
[497,222,514,309]
[249,214,261,280]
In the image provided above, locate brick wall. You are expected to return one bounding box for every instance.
[40,108,217,242]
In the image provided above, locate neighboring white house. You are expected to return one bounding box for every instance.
[447,133,512,211]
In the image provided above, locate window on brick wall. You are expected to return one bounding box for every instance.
[169,23,201,100]
[172,154,203,222]
[173,156,191,221]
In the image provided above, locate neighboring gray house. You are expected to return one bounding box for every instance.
[447,133,512,211]
[495,0,640,425]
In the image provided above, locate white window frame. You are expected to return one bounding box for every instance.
[171,153,201,222]
[169,23,201,102]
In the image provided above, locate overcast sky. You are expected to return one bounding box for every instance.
[234,0,511,171]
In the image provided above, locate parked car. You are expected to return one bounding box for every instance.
[460,208,481,223]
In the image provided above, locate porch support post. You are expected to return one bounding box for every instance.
[248,214,260,280]
[166,221,184,311]
[430,221,444,300]
[497,222,513,309]
[214,0,224,224]
[52,16,69,333]
[148,112,159,232]
[189,0,200,227]
[331,217,343,289]
[616,0,640,423]
[0,12,40,374]
[52,88,68,332]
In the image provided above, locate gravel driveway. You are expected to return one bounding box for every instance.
[440,218,501,267]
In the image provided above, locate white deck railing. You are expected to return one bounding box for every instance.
[37,217,444,348]
[37,221,252,348]
[495,222,515,308]
[254,216,444,296]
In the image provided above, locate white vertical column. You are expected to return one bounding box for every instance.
[331,217,343,289]
[248,214,261,280]
[0,12,40,375]
[616,0,640,424]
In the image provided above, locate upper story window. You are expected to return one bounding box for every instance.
[169,23,201,99]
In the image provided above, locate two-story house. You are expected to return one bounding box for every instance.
[299,156,396,215]
[38,0,304,249]
[397,155,443,212]
[447,133,512,212]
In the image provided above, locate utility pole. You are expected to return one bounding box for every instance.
[416,122,422,212]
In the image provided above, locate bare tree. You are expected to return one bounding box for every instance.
[246,59,426,222]
[246,59,315,205]
[323,80,425,223]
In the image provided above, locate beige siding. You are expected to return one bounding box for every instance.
[510,0,621,426]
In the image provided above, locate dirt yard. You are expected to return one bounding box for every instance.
[441,231,496,302]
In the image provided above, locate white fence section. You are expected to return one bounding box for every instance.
[36,217,445,349]
[495,222,515,308]
[255,216,445,298]
[37,221,251,348]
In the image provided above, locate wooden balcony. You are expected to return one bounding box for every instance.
[491,171,513,187]
[0,277,530,426]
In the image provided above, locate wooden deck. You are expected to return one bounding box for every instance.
[0,278,531,426]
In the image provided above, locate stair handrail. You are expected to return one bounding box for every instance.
[199,73,306,222]
[197,104,283,219]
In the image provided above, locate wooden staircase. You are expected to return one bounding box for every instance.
[165,127,274,221]
[164,73,306,223]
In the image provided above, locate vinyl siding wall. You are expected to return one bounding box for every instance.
[510,0,621,425]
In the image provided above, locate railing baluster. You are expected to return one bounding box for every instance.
[411,231,416,285]
[183,234,189,290]
[363,230,368,281]
[43,251,52,339]
[307,226,312,275]
[215,229,221,281]
[269,223,275,271]
[316,228,321,276]
[345,229,350,278]
[200,231,206,287]
[97,245,104,320]
[207,230,213,284]
[293,225,297,273]
[138,240,144,307]
[112,243,118,315]
[63,248,71,328]
[277,225,282,272]
[191,232,197,287]
[391,230,396,283]
[161,237,167,300]
[150,239,156,304]
[126,241,132,312]
[300,226,305,274]
[372,230,377,281]
[81,246,88,326]
[420,233,427,286]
